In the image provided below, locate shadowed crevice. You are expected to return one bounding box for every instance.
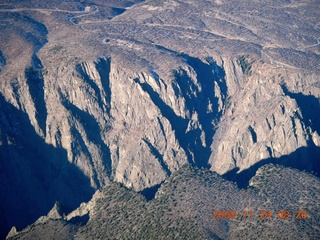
[111,7,126,17]
[134,54,228,169]
[248,125,257,143]
[95,57,112,115]
[157,117,167,144]
[142,138,171,177]
[69,125,101,189]
[68,213,90,226]
[172,54,228,168]
[0,94,94,239]
[61,100,112,180]
[133,77,192,164]
[76,64,105,112]
[223,145,320,188]
[139,183,162,201]
[21,15,48,136]
[281,85,320,135]
[0,51,6,72]
[25,65,47,135]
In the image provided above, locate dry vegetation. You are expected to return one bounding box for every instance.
[10,164,320,239]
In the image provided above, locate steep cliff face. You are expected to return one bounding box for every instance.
[0,53,226,235]
[1,52,319,237]
[1,54,228,191]
[1,52,318,190]
[0,0,319,237]
[209,59,320,176]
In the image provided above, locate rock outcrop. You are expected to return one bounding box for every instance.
[0,0,319,237]
[8,164,320,239]
[209,60,320,175]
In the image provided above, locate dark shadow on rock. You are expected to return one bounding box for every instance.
[21,14,48,137]
[139,183,162,201]
[223,145,320,188]
[25,65,47,135]
[95,57,112,115]
[142,138,171,177]
[134,77,192,164]
[173,54,227,168]
[76,63,105,113]
[134,54,228,169]
[0,94,94,239]
[68,213,90,226]
[61,100,112,182]
[0,51,6,72]
[281,85,320,135]
[111,7,126,17]
[69,124,101,188]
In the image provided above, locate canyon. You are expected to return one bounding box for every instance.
[0,0,319,238]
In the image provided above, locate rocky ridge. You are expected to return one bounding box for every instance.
[0,0,319,237]
[7,164,320,239]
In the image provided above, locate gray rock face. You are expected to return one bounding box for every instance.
[1,55,225,191]
[209,61,320,175]
[1,52,318,204]
[0,0,319,237]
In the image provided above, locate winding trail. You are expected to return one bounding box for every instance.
[261,49,302,70]
[67,6,99,25]
[1,4,318,69]
[0,7,89,14]
[302,38,320,50]
[0,5,100,33]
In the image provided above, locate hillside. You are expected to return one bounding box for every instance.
[0,0,319,238]
[8,164,320,239]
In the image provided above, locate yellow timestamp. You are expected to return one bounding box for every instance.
[212,209,308,220]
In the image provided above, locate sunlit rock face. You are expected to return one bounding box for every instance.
[0,0,319,237]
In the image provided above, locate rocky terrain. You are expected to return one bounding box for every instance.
[0,0,319,238]
[7,164,320,239]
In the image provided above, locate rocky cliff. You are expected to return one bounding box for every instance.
[0,0,319,237]
[8,164,320,239]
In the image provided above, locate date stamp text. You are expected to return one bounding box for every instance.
[212,209,309,220]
